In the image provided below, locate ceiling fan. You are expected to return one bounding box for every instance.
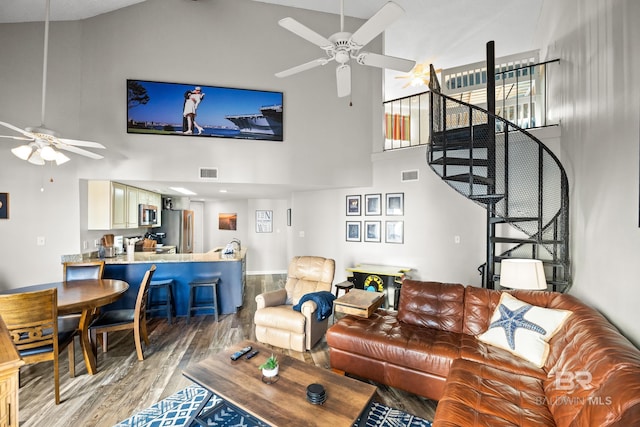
[275,0,416,98]
[0,0,105,166]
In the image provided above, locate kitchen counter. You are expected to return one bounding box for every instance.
[89,247,246,264]
[93,248,247,317]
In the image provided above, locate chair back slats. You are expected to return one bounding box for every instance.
[135,265,156,328]
[63,261,105,281]
[0,288,58,353]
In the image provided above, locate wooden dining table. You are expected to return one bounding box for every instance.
[0,278,129,375]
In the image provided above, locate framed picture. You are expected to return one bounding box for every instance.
[346,221,361,242]
[218,213,237,230]
[127,79,283,141]
[386,192,404,216]
[255,210,273,233]
[365,193,382,216]
[346,195,361,216]
[0,193,8,219]
[385,221,404,244]
[364,221,381,242]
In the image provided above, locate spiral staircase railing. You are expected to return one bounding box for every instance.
[427,65,571,291]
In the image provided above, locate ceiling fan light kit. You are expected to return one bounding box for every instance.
[1,0,106,166]
[275,0,415,98]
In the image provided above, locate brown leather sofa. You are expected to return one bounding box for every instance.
[326,279,640,426]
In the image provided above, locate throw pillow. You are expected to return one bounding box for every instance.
[477,292,572,367]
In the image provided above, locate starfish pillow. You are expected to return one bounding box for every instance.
[477,293,572,367]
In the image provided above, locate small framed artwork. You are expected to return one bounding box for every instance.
[386,192,404,216]
[365,193,382,216]
[385,221,404,244]
[346,221,361,242]
[0,193,8,219]
[364,221,381,242]
[218,213,237,230]
[346,195,361,216]
[255,210,273,233]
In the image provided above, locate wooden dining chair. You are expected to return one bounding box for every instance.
[89,265,156,362]
[61,260,107,343]
[0,288,77,404]
[63,260,105,281]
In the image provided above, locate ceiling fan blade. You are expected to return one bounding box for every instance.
[278,17,333,49]
[350,2,405,48]
[356,52,415,72]
[275,57,330,78]
[0,121,35,139]
[57,137,106,149]
[336,64,351,98]
[0,135,32,141]
[56,144,104,160]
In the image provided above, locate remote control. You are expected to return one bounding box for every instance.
[230,346,252,361]
[246,350,259,360]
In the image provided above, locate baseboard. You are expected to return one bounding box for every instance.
[246,270,287,275]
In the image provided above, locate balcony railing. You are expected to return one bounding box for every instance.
[383,59,560,151]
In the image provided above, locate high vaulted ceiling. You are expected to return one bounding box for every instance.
[0,0,544,200]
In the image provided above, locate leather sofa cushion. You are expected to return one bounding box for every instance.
[327,310,462,378]
[434,358,555,427]
[397,279,465,333]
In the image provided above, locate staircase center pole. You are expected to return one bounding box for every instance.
[486,41,496,289]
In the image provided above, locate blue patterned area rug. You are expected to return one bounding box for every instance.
[114,385,432,427]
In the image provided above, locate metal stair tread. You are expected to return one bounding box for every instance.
[469,194,505,204]
[491,236,564,244]
[444,173,493,185]
[430,157,489,167]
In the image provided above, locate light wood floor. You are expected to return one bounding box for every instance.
[18,274,437,426]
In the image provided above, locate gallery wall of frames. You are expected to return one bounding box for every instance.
[345,193,404,244]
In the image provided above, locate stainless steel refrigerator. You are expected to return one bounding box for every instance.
[159,210,194,253]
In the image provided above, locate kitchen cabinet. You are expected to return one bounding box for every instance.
[126,186,138,228]
[0,317,23,427]
[88,181,162,230]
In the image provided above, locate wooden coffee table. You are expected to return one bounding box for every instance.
[333,289,384,318]
[183,340,377,426]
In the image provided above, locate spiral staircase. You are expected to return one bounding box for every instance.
[427,65,571,292]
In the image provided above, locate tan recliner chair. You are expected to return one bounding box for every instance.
[254,256,335,352]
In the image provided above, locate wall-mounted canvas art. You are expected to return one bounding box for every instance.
[219,213,237,230]
[127,80,283,141]
[0,193,8,219]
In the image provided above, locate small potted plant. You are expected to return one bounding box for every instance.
[259,354,279,378]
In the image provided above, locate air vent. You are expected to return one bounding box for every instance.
[401,169,419,182]
[199,167,218,180]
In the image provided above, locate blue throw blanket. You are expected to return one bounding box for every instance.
[293,291,336,321]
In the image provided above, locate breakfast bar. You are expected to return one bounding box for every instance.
[94,248,247,317]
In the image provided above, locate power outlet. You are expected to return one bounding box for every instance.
[94,239,100,247]
[83,241,89,250]
[37,236,46,246]
[454,235,461,244]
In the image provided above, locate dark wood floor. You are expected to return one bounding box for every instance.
[18,274,437,426]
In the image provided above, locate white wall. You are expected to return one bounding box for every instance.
[535,0,640,346]
[290,147,487,286]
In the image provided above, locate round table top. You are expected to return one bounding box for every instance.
[0,279,129,314]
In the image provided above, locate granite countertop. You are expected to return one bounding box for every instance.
[87,247,247,264]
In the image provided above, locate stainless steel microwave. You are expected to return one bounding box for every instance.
[138,204,158,226]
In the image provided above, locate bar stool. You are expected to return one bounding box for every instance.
[188,276,220,323]
[147,279,175,324]
[334,281,355,298]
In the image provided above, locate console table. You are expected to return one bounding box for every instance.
[345,264,411,310]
